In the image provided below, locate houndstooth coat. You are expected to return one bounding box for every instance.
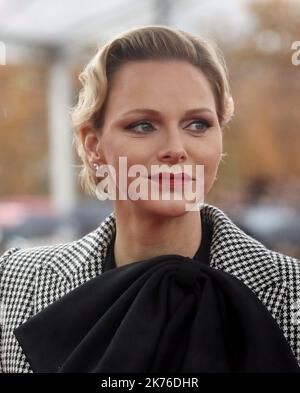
[1,203,300,373]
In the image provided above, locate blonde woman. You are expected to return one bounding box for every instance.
[1,26,299,373]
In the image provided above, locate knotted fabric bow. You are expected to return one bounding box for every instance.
[14,255,300,373]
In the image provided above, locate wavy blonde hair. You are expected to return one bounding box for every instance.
[71,25,234,197]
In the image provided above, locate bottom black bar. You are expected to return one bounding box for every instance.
[0,373,299,392]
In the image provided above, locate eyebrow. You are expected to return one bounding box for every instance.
[119,107,216,117]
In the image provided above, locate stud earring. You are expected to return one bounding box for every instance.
[92,162,99,172]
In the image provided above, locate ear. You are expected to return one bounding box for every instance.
[79,122,105,164]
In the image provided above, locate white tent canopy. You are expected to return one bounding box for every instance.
[0,0,251,51]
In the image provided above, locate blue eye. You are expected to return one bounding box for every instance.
[125,121,154,134]
[186,120,211,132]
[125,119,212,134]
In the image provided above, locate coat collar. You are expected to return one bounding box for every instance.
[55,203,282,297]
[201,204,281,294]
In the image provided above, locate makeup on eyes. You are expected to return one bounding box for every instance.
[124,118,214,134]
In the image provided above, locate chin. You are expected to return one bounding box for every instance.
[134,196,201,217]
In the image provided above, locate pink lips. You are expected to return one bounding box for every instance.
[149,172,193,183]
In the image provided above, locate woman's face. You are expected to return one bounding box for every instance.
[92,60,223,216]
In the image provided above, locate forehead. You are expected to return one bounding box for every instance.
[105,60,216,115]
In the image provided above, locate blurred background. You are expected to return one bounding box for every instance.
[0,0,299,258]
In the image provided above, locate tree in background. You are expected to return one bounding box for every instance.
[209,0,300,208]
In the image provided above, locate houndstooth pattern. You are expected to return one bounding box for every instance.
[0,204,300,373]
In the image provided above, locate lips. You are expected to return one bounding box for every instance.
[149,172,193,182]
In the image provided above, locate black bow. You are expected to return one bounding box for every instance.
[14,255,300,373]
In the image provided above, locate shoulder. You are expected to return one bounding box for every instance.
[204,203,300,365]
[270,249,300,321]
[0,242,76,296]
[203,203,300,279]
[0,243,69,300]
[267,249,300,363]
[268,249,300,322]
[271,248,300,281]
[203,204,300,323]
[0,230,95,372]
[0,242,74,321]
[0,215,116,372]
[0,242,68,273]
[0,210,115,281]
[0,242,74,372]
[0,210,116,310]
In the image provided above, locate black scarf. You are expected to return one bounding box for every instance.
[14,246,299,373]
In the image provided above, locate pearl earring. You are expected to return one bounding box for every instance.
[93,162,99,172]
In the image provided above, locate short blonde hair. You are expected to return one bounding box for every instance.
[71,25,234,197]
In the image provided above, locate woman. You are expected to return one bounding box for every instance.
[1,25,300,373]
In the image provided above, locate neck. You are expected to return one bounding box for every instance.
[113,204,202,268]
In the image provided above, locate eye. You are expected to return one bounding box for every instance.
[186,119,212,133]
[125,121,155,134]
[124,119,213,135]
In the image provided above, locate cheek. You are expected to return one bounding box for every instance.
[197,137,222,171]
[101,137,123,166]
[197,136,222,190]
[206,146,222,172]
[102,138,146,184]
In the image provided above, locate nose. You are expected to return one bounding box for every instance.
[158,130,188,165]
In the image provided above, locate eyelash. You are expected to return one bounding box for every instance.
[124,119,213,135]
